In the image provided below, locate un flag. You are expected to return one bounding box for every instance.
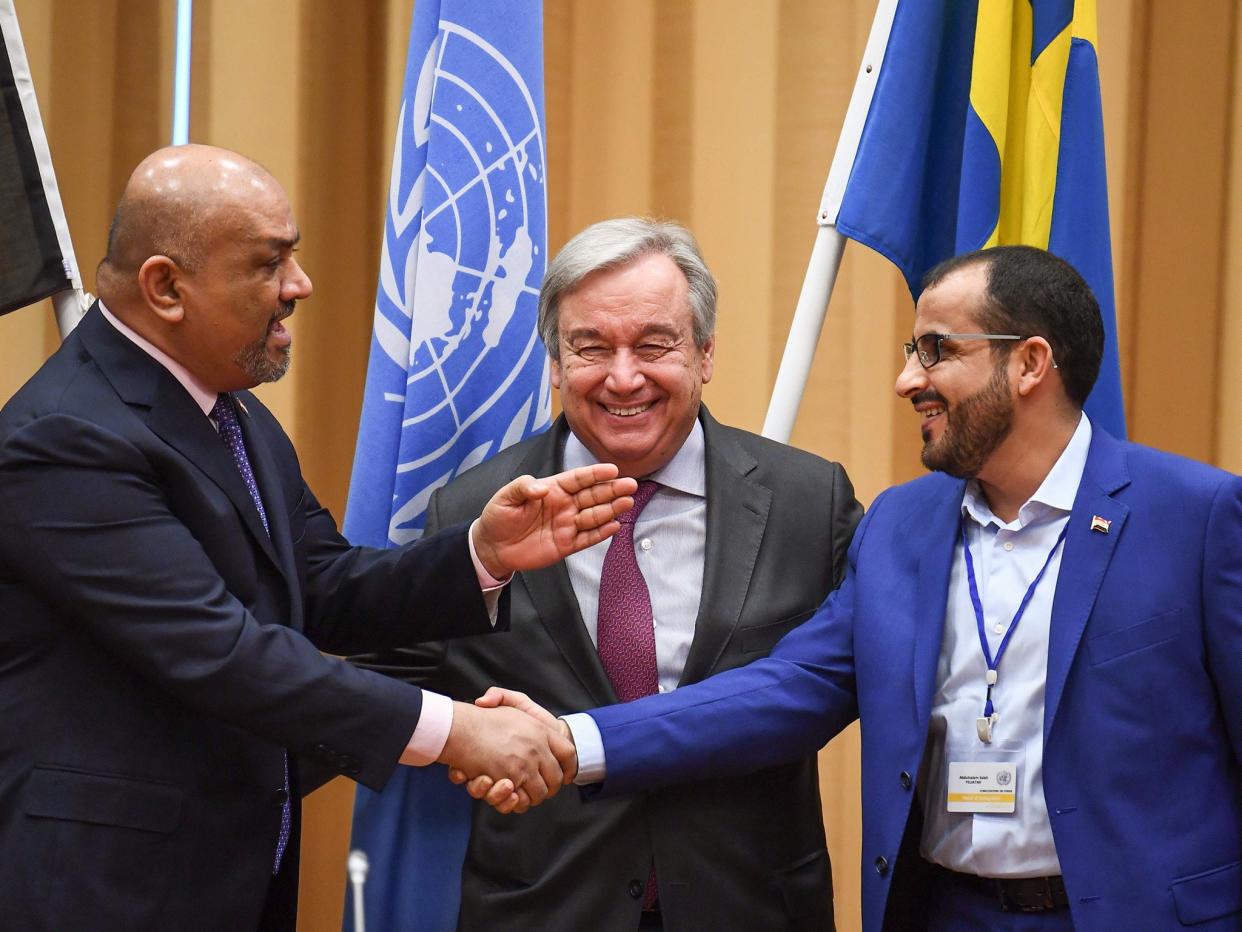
[346,0,549,551]
[343,2,547,930]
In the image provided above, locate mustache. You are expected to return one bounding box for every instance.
[271,301,296,324]
[911,390,947,408]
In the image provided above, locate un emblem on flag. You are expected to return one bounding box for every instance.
[371,22,550,545]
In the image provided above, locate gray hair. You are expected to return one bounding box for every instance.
[537,217,717,360]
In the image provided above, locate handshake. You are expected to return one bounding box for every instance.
[437,687,578,814]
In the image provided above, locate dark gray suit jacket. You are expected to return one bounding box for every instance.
[358,408,862,931]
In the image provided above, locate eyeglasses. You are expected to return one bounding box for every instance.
[901,333,1025,369]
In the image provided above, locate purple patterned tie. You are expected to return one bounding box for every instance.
[596,479,661,908]
[211,394,291,874]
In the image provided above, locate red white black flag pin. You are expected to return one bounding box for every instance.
[1090,515,1111,534]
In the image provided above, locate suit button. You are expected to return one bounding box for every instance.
[628,880,643,899]
[273,788,289,805]
[900,771,912,790]
[874,856,889,876]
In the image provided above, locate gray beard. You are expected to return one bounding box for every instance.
[233,339,291,384]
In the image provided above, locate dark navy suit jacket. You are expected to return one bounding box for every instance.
[0,306,499,931]
[589,426,1242,931]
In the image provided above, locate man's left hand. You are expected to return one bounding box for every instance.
[472,464,636,579]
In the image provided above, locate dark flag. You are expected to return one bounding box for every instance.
[0,0,76,318]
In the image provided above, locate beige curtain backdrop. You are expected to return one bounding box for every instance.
[3,2,1239,929]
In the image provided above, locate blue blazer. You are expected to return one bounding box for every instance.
[588,426,1242,931]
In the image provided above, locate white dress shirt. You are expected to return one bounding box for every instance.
[919,413,1092,878]
[564,421,708,782]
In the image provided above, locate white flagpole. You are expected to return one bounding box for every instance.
[0,0,88,338]
[171,0,193,145]
[761,0,901,443]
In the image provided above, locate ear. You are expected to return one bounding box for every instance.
[136,255,186,323]
[699,335,715,384]
[1014,336,1056,397]
[549,354,563,389]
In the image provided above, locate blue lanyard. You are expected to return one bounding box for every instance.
[960,517,1069,724]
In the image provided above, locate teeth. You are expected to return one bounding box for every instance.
[606,403,652,417]
[923,407,944,419]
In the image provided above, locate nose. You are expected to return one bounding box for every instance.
[283,258,313,301]
[604,348,645,395]
[895,351,927,399]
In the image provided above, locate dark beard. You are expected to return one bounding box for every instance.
[921,362,1014,478]
[233,338,291,384]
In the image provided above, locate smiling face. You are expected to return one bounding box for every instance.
[895,262,1017,479]
[550,251,714,478]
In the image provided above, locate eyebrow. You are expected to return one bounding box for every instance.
[564,323,682,344]
[260,231,301,251]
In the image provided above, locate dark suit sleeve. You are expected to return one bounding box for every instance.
[0,413,438,789]
[829,464,865,587]
[344,483,456,685]
[296,488,498,656]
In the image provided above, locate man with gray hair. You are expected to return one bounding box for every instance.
[356,217,862,931]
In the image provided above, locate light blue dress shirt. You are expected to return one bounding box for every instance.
[919,413,1092,878]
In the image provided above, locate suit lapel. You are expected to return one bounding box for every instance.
[678,411,770,685]
[1044,428,1130,742]
[78,307,284,572]
[515,419,620,705]
[146,390,284,569]
[912,479,967,728]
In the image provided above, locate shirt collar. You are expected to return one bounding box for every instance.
[962,413,1092,529]
[562,416,707,497]
[98,301,219,416]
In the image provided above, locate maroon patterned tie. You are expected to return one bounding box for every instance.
[212,393,291,875]
[596,478,661,907]
[596,479,661,701]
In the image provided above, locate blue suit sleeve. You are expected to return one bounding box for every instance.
[1204,473,1242,763]
[585,503,877,799]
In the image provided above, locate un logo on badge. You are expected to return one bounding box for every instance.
[373,22,550,544]
[996,769,1013,787]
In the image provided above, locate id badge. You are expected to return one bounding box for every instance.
[946,742,1022,814]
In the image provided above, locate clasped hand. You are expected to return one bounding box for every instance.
[439,688,577,814]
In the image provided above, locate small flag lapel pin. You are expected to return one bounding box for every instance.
[1090,515,1111,534]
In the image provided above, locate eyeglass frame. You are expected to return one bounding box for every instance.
[901,332,1026,369]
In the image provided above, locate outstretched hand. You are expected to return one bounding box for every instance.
[471,465,636,579]
[447,687,578,814]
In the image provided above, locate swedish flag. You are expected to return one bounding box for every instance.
[835,0,1124,437]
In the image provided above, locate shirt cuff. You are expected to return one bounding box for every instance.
[468,519,509,627]
[399,690,454,766]
[469,518,512,589]
[562,713,606,784]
